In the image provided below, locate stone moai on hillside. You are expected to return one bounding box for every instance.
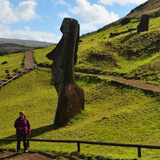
[46,18,84,127]
[121,18,130,26]
[137,14,149,34]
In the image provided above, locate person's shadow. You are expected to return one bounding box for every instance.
[0,124,58,146]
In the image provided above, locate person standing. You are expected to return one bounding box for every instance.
[14,111,31,154]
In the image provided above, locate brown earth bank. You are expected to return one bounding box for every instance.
[0,149,137,160]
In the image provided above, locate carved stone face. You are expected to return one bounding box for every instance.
[46,18,79,86]
[48,18,71,85]
[60,18,70,36]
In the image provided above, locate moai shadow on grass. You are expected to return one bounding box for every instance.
[46,18,84,127]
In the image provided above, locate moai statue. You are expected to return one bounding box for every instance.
[46,18,84,127]
[121,18,130,26]
[137,14,149,34]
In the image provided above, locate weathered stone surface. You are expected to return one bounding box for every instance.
[46,18,84,127]
[121,18,130,25]
[137,14,149,34]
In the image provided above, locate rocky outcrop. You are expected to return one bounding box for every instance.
[137,14,149,33]
[46,18,84,127]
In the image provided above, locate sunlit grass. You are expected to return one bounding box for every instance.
[33,45,55,67]
[0,52,25,81]
[0,69,160,159]
[31,16,160,87]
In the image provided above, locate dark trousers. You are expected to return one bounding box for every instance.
[17,134,27,151]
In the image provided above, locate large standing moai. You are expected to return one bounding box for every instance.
[137,14,149,34]
[46,18,84,127]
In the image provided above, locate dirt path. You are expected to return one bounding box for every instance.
[0,150,53,160]
[0,150,79,160]
[25,51,36,68]
[26,51,160,92]
[76,72,160,92]
[0,149,138,160]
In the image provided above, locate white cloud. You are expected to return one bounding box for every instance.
[58,12,70,19]
[0,24,60,43]
[24,26,31,31]
[51,0,70,6]
[80,23,97,32]
[0,0,38,25]
[0,0,18,24]
[69,0,119,25]
[98,0,148,5]
[15,1,38,22]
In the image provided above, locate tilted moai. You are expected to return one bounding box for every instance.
[137,14,149,34]
[46,18,84,127]
[121,18,130,26]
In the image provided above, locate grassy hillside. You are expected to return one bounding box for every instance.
[0,69,160,159]
[0,52,25,81]
[76,15,160,85]
[0,38,54,56]
[33,45,54,67]
[127,0,160,18]
[0,0,160,159]
[33,14,160,87]
[31,0,160,87]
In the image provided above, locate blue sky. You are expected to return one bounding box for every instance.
[0,0,148,43]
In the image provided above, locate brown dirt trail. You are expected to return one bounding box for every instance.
[25,51,36,68]
[0,150,79,160]
[26,50,160,92]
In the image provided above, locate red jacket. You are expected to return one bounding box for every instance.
[14,116,31,135]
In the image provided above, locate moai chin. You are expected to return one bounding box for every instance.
[46,18,84,127]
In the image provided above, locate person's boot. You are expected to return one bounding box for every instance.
[17,150,20,155]
[24,149,28,153]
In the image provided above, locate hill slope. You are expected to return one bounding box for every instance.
[32,0,160,88]
[0,69,160,159]
[128,0,160,18]
[74,0,160,86]
[0,38,54,56]
[0,1,160,159]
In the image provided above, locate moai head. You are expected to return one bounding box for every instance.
[46,18,79,86]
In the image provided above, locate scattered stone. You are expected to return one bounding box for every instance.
[13,68,18,73]
[2,61,8,65]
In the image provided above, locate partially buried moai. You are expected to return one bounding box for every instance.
[137,14,149,34]
[46,18,84,127]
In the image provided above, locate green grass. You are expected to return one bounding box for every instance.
[0,3,160,160]
[0,52,25,81]
[33,45,55,67]
[76,16,160,86]
[0,69,160,159]
[31,15,160,87]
